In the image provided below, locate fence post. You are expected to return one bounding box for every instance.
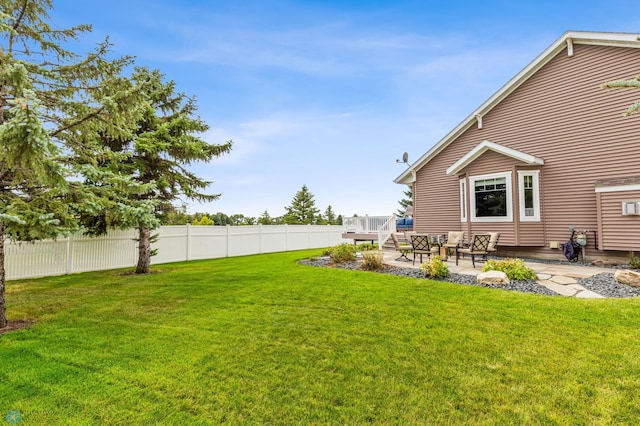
[285,224,288,251]
[66,235,73,275]
[186,224,191,261]
[226,224,230,257]
[259,224,263,254]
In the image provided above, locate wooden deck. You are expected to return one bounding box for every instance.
[341,232,378,244]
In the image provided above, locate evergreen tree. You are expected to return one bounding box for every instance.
[283,185,320,224]
[0,0,135,328]
[87,67,232,273]
[258,210,273,225]
[324,205,337,224]
[397,187,413,216]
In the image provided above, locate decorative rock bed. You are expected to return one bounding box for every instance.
[300,257,640,298]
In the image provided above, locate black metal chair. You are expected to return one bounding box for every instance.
[411,234,439,265]
[456,234,491,268]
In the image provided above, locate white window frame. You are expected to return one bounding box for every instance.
[469,172,513,223]
[518,170,541,222]
[459,179,467,222]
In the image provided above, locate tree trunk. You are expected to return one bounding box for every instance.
[135,226,151,274]
[0,222,7,328]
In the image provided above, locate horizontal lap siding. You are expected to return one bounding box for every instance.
[414,43,640,253]
[599,191,640,251]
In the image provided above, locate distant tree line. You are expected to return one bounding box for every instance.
[165,185,343,226]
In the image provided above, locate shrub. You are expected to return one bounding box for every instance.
[356,242,378,252]
[420,255,450,279]
[482,258,538,280]
[361,250,385,271]
[628,251,640,269]
[327,243,357,263]
[321,242,378,261]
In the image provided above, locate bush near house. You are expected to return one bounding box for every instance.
[628,251,640,269]
[420,255,450,279]
[482,258,538,280]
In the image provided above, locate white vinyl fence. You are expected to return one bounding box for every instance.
[5,224,344,280]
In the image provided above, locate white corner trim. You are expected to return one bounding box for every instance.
[595,184,640,193]
[446,140,544,175]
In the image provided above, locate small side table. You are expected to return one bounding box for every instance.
[439,246,448,260]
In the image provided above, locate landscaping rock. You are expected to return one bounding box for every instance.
[477,271,509,285]
[591,259,620,267]
[614,269,640,287]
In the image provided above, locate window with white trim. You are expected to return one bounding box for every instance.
[518,170,540,221]
[459,179,467,222]
[469,172,512,222]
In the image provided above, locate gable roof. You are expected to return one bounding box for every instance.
[446,140,544,175]
[394,31,640,185]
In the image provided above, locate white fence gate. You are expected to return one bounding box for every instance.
[5,224,344,281]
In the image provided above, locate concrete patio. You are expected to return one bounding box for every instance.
[382,250,614,298]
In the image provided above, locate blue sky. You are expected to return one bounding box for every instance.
[51,0,640,219]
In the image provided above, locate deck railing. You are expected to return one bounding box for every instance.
[377,214,397,250]
[343,214,397,249]
[343,215,393,233]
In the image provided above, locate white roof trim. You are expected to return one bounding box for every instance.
[394,31,640,185]
[446,140,544,175]
[595,184,640,193]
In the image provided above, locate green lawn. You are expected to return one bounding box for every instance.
[2,250,640,424]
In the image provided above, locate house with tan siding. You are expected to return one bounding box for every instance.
[394,31,640,262]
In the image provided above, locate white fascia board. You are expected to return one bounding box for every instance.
[446,140,544,175]
[393,31,640,186]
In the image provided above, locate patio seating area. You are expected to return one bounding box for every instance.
[381,248,612,298]
[390,231,500,269]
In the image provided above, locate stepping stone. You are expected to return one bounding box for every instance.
[549,275,577,285]
[575,289,605,299]
[536,273,552,280]
[564,273,593,279]
[538,280,580,296]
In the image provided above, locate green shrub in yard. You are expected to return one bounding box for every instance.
[322,242,379,263]
[327,243,357,263]
[420,255,449,279]
[483,258,538,280]
[628,251,640,269]
[355,242,378,252]
[361,250,385,271]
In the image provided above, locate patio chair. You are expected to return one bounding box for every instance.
[487,232,500,254]
[410,234,439,265]
[391,233,413,261]
[442,231,464,258]
[456,234,491,268]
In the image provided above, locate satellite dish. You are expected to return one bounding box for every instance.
[396,152,409,164]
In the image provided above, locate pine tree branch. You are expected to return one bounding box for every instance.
[49,106,105,137]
